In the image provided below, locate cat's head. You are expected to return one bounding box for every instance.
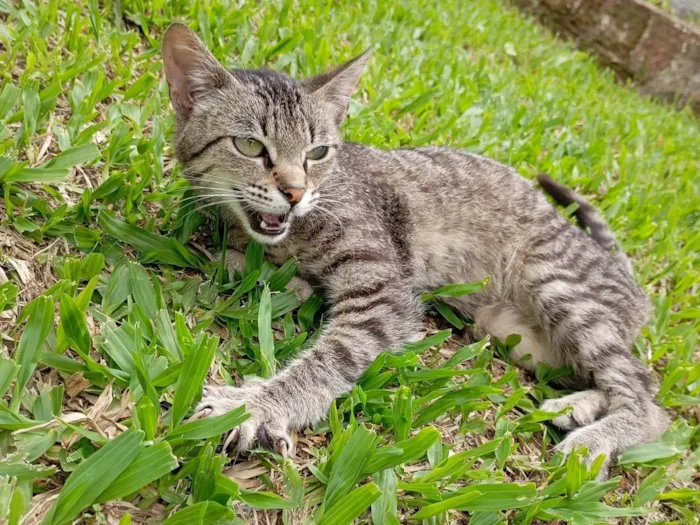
[162,23,369,244]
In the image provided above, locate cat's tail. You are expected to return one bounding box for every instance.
[537,173,633,275]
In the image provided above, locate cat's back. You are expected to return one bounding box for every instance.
[336,143,547,238]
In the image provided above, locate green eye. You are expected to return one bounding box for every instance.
[306,145,329,161]
[233,137,265,157]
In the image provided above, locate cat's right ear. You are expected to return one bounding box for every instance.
[162,22,231,116]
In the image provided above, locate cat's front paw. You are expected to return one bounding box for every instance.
[556,425,614,480]
[193,383,293,456]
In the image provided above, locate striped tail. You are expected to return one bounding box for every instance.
[537,173,633,275]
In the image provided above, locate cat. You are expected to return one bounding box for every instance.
[162,22,669,476]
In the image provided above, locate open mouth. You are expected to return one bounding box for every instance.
[247,211,289,236]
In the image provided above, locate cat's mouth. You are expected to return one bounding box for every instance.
[247,210,289,236]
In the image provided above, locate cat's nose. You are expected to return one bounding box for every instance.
[280,184,305,206]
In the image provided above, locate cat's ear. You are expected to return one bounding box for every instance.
[303,48,372,125]
[162,22,232,116]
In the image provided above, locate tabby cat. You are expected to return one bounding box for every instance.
[162,23,669,476]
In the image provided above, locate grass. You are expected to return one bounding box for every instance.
[0,0,698,523]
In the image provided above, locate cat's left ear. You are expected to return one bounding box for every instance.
[303,48,372,125]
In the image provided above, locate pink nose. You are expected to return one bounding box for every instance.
[280,185,305,205]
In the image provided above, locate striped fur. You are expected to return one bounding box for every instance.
[163,24,669,473]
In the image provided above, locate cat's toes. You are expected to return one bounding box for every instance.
[556,426,614,480]
[541,390,608,431]
[230,419,293,457]
[194,384,292,456]
[541,398,579,430]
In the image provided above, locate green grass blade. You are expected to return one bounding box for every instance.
[257,284,276,378]
[49,428,145,524]
[167,405,249,441]
[96,441,178,503]
[318,482,382,525]
[12,295,54,411]
[0,355,19,398]
[162,501,235,525]
[410,490,483,520]
[171,334,218,427]
[324,425,379,511]
[366,427,441,474]
[239,488,299,509]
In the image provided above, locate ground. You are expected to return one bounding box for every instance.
[0,1,698,524]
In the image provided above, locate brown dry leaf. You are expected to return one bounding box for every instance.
[223,460,268,481]
[88,381,114,421]
[7,257,32,284]
[23,488,61,525]
[65,372,91,397]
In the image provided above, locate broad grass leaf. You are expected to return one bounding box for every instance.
[15,429,59,462]
[48,428,145,524]
[41,143,100,170]
[171,334,218,427]
[155,310,181,361]
[634,467,668,506]
[0,355,18,397]
[617,441,684,465]
[12,295,54,410]
[399,329,451,355]
[97,441,178,502]
[411,490,483,520]
[267,258,298,291]
[365,427,441,473]
[391,386,412,442]
[239,488,299,509]
[58,294,91,358]
[420,277,490,301]
[258,285,275,378]
[447,483,538,511]
[0,83,21,119]
[167,406,249,441]
[79,253,105,280]
[318,482,382,525]
[442,339,490,368]
[297,292,324,332]
[99,322,136,374]
[371,469,397,525]
[549,501,648,518]
[128,262,158,319]
[430,300,465,328]
[413,386,501,427]
[98,210,201,269]
[0,460,57,483]
[324,425,379,511]
[162,501,235,525]
[244,240,264,276]
[566,449,586,499]
[136,396,157,441]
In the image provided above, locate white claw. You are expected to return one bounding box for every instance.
[223,428,239,452]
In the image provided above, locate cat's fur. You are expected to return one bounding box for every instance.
[162,23,669,474]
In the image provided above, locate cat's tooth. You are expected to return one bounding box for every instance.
[260,220,268,229]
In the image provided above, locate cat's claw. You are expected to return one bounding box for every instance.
[195,384,293,457]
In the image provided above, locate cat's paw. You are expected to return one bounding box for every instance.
[556,425,614,480]
[541,390,608,431]
[193,383,293,457]
[287,276,314,302]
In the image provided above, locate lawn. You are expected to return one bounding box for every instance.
[0,0,698,523]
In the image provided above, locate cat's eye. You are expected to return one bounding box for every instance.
[233,137,266,158]
[306,146,329,161]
